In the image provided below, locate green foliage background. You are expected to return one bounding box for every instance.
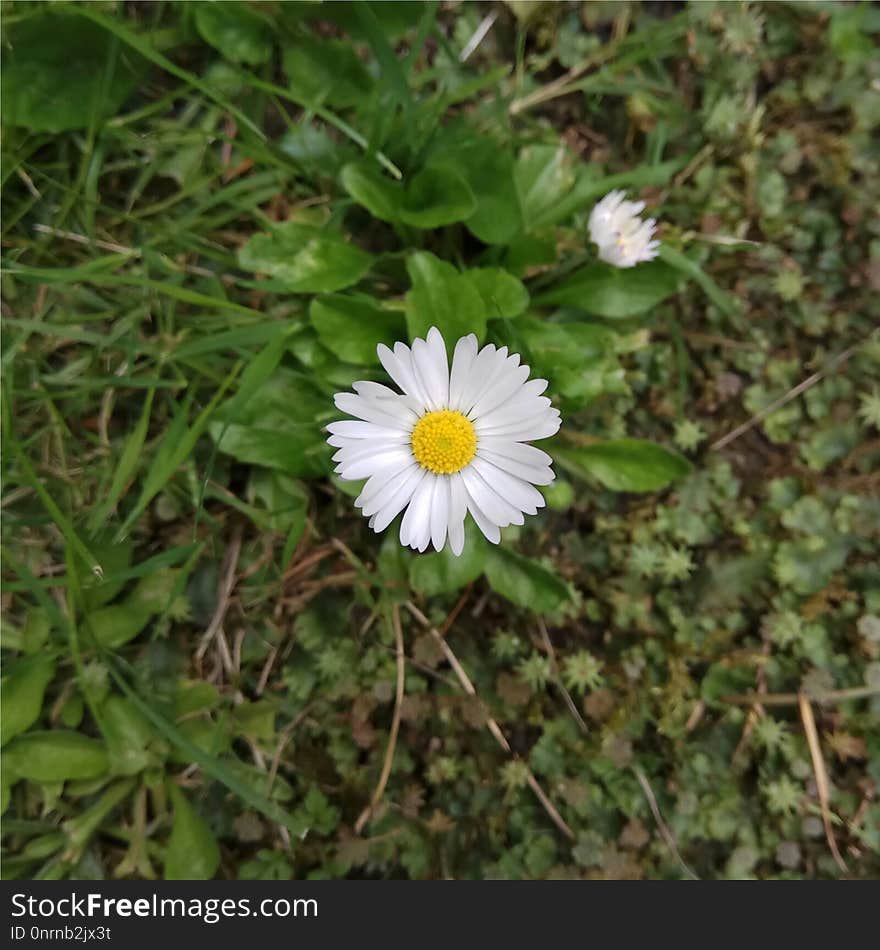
[2,0,879,880]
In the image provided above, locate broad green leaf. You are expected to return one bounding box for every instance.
[282,125,351,174]
[21,607,52,655]
[341,162,402,223]
[466,269,530,320]
[101,695,154,776]
[409,533,488,596]
[555,439,692,491]
[429,126,523,244]
[399,166,476,229]
[309,294,405,364]
[309,0,426,40]
[84,603,152,650]
[484,547,571,614]
[283,36,374,109]
[238,223,373,294]
[210,367,330,476]
[533,261,680,318]
[3,731,109,783]
[405,252,487,345]
[164,784,221,881]
[129,567,183,614]
[81,536,134,610]
[195,2,273,65]
[342,163,477,229]
[1,10,146,132]
[515,145,576,229]
[233,700,277,743]
[1,655,56,747]
[518,317,620,402]
[247,470,309,537]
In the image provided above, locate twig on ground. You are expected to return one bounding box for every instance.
[355,603,406,834]
[404,601,575,841]
[798,692,849,874]
[632,766,699,881]
[195,525,243,669]
[710,337,872,451]
[536,618,589,736]
[459,11,497,62]
[722,685,880,707]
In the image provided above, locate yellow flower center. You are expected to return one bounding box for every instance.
[411,410,477,475]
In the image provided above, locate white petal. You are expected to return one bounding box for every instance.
[454,343,498,415]
[332,439,410,464]
[372,467,426,533]
[460,347,516,416]
[411,332,448,411]
[400,473,435,549]
[461,465,523,528]
[335,447,413,481]
[447,473,467,555]
[430,475,450,553]
[464,492,501,545]
[475,408,561,441]
[377,342,430,407]
[475,438,552,468]
[356,461,414,510]
[361,464,421,519]
[470,457,545,515]
[475,447,554,486]
[468,362,531,420]
[448,334,479,411]
[474,395,552,431]
[326,420,410,442]
[334,392,417,428]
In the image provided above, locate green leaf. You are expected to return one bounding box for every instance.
[398,166,476,229]
[101,695,154,776]
[309,294,405,364]
[233,700,277,743]
[409,533,488,596]
[429,126,523,244]
[518,317,620,402]
[341,162,402,223]
[405,252,487,345]
[283,36,374,109]
[238,223,373,294]
[467,269,530,320]
[342,163,477,229]
[515,145,576,229]
[1,655,56,747]
[555,439,692,491]
[210,367,330,476]
[195,2,273,65]
[2,731,109,783]
[533,261,680,318]
[1,10,146,132]
[247,470,309,536]
[484,547,570,613]
[164,784,221,881]
[84,603,153,650]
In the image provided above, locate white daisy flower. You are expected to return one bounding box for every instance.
[588,189,660,268]
[327,327,561,556]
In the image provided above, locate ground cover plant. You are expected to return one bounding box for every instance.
[1,0,879,881]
